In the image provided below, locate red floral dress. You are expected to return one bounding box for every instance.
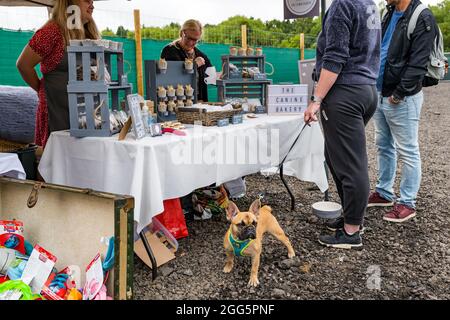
[28,22,65,148]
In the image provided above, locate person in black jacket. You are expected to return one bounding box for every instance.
[368,0,437,223]
[160,19,212,102]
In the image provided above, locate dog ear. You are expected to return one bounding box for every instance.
[226,201,239,221]
[249,199,261,217]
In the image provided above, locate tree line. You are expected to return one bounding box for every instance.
[101,0,449,50]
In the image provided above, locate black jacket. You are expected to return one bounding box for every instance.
[381,0,437,99]
[161,42,212,102]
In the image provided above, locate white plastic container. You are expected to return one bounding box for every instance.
[0,248,17,275]
[312,201,342,219]
[141,105,150,134]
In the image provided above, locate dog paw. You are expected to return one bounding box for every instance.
[223,264,233,273]
[248,277,260,287]
[288,251,296,259]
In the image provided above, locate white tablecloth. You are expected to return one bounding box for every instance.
[0,153,26,180]
[38,115,328,232]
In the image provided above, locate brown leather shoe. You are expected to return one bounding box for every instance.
[367,192,394,208]
[383,204,416,223]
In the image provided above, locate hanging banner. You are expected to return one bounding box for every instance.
[284,0,320,19]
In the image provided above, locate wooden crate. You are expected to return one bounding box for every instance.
[221,55,266,80]
[216,79,272,112]
[67,45,132,137]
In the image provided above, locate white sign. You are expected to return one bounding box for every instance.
[284,0,320,19]
[267,84,308,115]
[286,0,317,15]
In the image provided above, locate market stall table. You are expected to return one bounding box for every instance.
[38,114,328,233]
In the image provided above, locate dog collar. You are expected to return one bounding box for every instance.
[227,228,254,257]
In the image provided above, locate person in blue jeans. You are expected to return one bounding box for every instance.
[369,0,438,222]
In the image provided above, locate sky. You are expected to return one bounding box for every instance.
[0,0,443,32]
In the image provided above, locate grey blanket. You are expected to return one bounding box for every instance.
[0,85,38,143]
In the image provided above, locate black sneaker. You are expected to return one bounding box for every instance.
[326,216,365,235]
[318,229,362,249]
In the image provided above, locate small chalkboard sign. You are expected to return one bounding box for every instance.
[127,94,147,140]
[267,84,308,115]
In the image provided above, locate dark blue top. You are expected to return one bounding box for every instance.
[376,10,404,91]
[316,0,381,85]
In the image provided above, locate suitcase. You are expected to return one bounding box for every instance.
[0,177,134,300]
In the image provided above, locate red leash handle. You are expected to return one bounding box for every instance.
[162,128,186,136]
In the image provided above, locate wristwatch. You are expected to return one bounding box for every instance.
[311,95,323,104]
[391,95,401,104]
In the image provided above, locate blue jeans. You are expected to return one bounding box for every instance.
[373,91,423,208]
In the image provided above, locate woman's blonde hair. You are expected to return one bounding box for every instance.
[50,0,100,45]
[179,19,203,38]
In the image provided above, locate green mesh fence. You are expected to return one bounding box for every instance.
[0,29,316,102]
[0,29,42,85]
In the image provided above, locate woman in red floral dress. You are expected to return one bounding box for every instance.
[16,0,100,148]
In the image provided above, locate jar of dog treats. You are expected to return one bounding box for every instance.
[167,85,176,97]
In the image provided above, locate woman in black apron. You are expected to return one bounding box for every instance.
[17,0,100,148]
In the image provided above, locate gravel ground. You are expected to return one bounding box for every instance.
[133,83,450,300]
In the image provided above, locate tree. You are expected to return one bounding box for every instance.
[116,26,129,38]
[430,0,450,51]
[98,0,449,51]
[101,28,115,37]
[102,16,321,47]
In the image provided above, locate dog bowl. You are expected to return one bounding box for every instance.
[312,201,342,219]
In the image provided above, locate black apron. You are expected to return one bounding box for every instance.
[44,52,70,133]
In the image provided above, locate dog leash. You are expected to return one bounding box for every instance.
[276,77,320,168]
[259,121,311,200]
[278,122,310,170]
[258,78,319,201]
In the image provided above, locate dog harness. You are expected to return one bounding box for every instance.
[227,228,254,257]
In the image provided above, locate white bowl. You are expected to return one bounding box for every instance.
[312,201,342,219]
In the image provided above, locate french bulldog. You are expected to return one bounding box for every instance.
[223,199,295,286]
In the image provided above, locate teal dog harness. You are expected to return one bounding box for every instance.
[228,228,254,257]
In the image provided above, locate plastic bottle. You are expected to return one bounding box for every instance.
[147,112,155,128]
[141,105,150,134]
